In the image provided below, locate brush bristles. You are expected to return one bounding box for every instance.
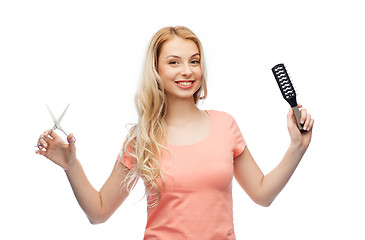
[272,64,296,99]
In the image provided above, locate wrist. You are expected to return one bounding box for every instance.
[64,158,79,172]
[289,142,307,156]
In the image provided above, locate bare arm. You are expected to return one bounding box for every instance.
[234,106,314,207]
[65,159,132,224]
[36,131,133,224]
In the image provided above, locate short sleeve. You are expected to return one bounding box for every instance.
[229,115,246,158]
[117,144,136,170]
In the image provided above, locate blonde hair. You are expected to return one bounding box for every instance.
[123,26,207,206]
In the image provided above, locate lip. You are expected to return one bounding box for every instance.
[174,80,195,89]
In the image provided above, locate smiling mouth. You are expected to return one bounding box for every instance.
[175,81,195,86]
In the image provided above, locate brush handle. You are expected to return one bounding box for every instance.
[292,106,304,132]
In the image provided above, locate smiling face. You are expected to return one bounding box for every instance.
[157,37,203,101]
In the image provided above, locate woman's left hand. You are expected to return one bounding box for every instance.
[287,104,314,150]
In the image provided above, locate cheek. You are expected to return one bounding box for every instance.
[194,68,203,81]
[158,66,174,80]
[157,68,168,84]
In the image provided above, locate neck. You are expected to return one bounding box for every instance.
[165,95,201,126]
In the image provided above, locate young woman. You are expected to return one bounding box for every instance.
[36,26,314,239]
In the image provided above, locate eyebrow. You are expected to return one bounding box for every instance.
[165,53,200,59]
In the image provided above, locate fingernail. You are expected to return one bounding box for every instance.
[301,120,304,124]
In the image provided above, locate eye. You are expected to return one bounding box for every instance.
[191,60,200,65]
[169,61,178,65]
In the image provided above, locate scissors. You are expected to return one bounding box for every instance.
[36,104,76,147]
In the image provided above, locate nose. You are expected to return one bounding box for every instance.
[181,63,192,78]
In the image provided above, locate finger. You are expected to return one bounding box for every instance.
[35,148,53,160]
[67,133,76,146]
[35,148,46,156]
[38,135,48,149]
[43,129,53,137]
[48,130,60,139]
[38,129,53,148]
[307,118,314,131]
[299,108,307,125]
[303,113,311,131]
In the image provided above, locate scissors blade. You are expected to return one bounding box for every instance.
[57,104,70,124]
[46,104,59,126]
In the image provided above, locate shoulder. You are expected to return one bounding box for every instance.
[206,109,236,123]
[207,109,246,155]
[207,109,242,133]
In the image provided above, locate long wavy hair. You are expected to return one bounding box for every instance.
[123,26,207,206]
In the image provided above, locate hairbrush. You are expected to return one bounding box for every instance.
[272,63,304,132]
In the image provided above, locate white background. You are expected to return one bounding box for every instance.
[1,0,364,239]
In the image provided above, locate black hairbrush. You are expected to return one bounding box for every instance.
[272,63,304,132]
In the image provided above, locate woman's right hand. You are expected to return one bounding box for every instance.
[35,130,77,170]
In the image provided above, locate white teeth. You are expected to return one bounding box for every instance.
[177,81,193,86]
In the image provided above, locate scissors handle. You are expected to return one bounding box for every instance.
[35,132,76,147]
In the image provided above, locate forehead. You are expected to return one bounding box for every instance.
[159,37,199,57]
